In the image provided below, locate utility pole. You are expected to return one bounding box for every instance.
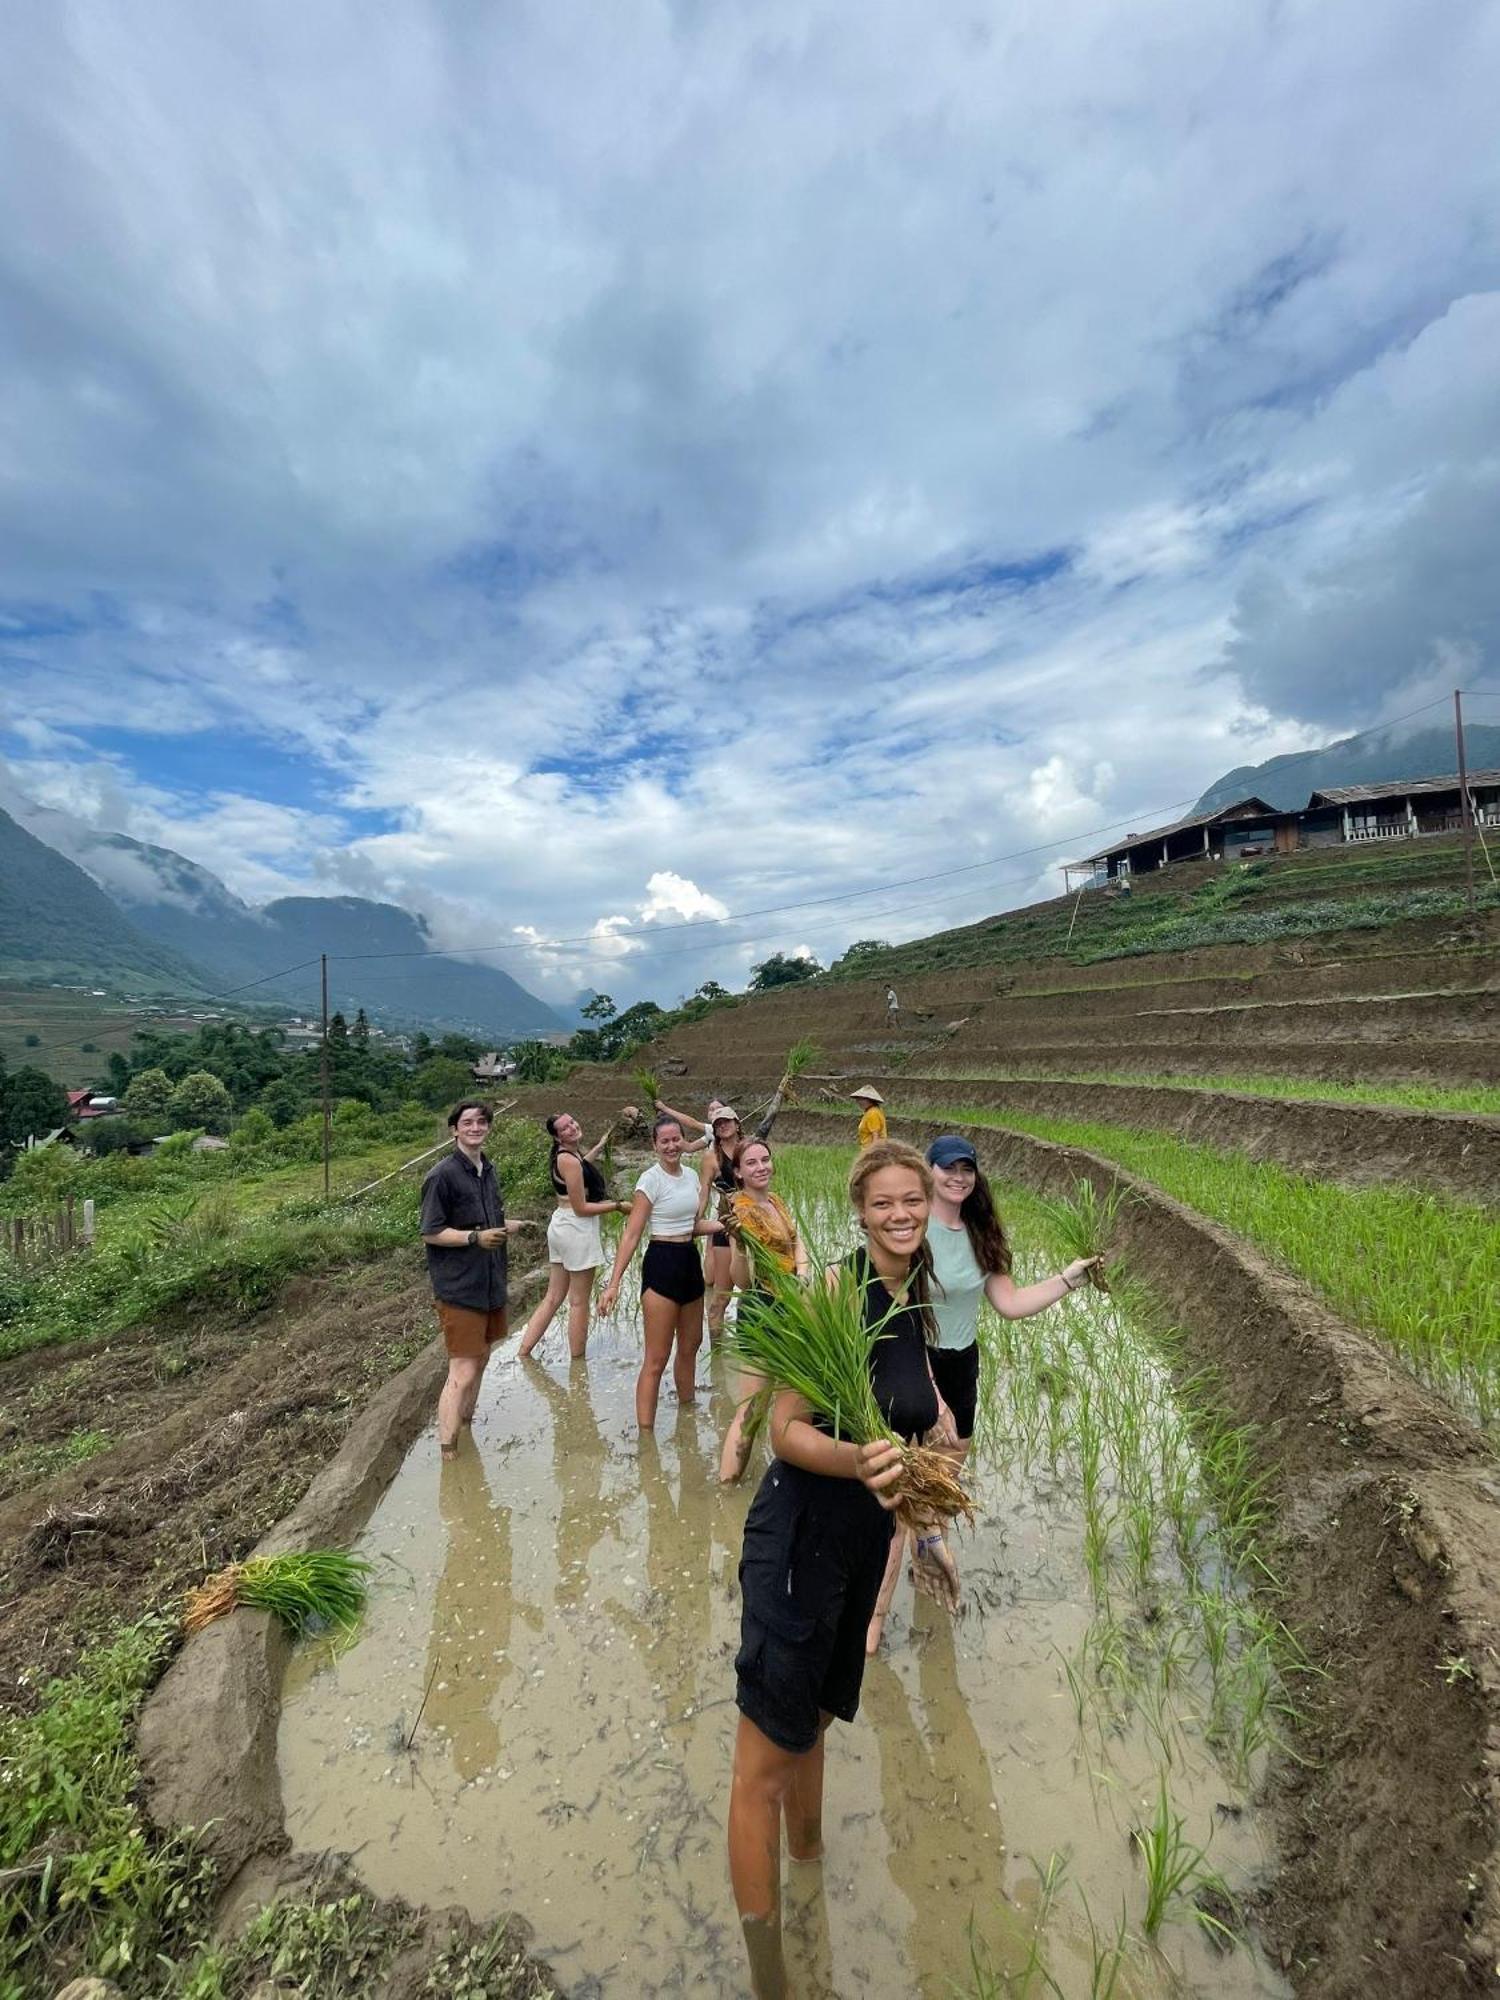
[320,952,332,1197]
[1454,689,1476,916]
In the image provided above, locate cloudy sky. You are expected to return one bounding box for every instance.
[3,0,1498,1004]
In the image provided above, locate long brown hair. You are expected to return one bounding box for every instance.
[848,1139,937,1341]
[958,1164,1012,1277]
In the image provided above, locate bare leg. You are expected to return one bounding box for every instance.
[728,1714,797,2000]
[866,1524,907,1655]
[565,1267,594,1359]
[636,1290,678,1430]
[786,1719,829,1860]
[706,1241,732,1344]
[910,1438,970,1611]
[438,1354,485,1454]
[519,1264,567,1357]
[674,1294,704,1405]
[720,1372,768,1484]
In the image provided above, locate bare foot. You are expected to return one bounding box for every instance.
[910,1534,961,1614]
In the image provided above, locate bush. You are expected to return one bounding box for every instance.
[122,1067,173,1126]
[230,1106,276,1153]
[168,1070,234,1135]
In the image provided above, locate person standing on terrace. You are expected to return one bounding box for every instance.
[657,1076,791,1343]
[420,1101,532,1459]
[851,1085,886,1148]
[517,1109,632,1362]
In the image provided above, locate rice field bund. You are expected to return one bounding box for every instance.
[277,1145,1291,2000]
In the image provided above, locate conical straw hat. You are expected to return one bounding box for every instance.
[848,1085,885,1103]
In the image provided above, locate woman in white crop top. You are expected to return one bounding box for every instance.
[599,1116,723,1430]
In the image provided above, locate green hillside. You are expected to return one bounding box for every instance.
[0,809,207,997]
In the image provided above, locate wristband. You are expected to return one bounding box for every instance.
[467,1227,480,1247]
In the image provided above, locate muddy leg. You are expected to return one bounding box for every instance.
[636,1290,677,1430]
[728,1714,795,2000]
[673,1295,704,1405]
[786,1716,829,1860]
[565,1268,593,1359]
[438,1354,485,1453]
[866,1524,906,1655]
[519,1265,567,1357]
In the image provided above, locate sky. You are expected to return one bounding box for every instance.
[3,0,1499,1005]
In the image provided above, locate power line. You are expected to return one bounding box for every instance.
[9,957,325,1067]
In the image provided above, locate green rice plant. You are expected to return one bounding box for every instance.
[1130,1776,1228,1937]
[924,1065,1500,1118]
[1031,1178,1129,1293]
[925,1104,1500,1435]
[183,1550,373,1638]
[781,1037,823,1103]
[725,1252,974,1527]
[631,1065,662,1111]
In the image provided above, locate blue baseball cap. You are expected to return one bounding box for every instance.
[926,1135,978,1170]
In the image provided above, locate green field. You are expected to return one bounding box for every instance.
[918,1066,1500,1116]
[0,982,215,1087]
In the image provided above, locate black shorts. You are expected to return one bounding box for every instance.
[735,1462,893,1754]
[929,1341,980,1441]
[642,1239,706,1306]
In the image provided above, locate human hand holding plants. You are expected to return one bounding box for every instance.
[1063,1256,1103,1290]
[855,1438,905,1510]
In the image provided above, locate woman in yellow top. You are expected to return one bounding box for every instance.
[851,1085,887,1148]
[718,1137,809,1484]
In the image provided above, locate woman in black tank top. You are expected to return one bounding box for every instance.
[518,1111,629,1361]
[727,1141,947,2000]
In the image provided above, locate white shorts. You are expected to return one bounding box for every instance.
[546,1206,604,1273]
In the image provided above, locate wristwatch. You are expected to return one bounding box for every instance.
[467,1227,480,1247]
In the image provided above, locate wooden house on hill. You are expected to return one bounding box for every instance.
[1063,769,1500,888]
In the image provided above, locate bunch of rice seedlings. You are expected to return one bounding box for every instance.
[781,1037,823,1103]
[726,1250,974,1530]
[1034,1177,1129,1292]
[631,1065,662,1110]
[183,1550,372,1638]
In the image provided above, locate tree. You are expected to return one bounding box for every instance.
[693,980,729,1002]
[122,1067,174,1127]
[835,939,892,969]
[581,993,617,1022]
[257,1075,307,1129]
[0,1065,69,1151]
[168,1069,235,1134]
[105,1052,131,1095]
[510,1041,569,1085]
[328,1011,349,1049]
[749,952,822,991]
[230,1106,275,1152]
[352,1007,370,1047]
[412,1055,474,1110]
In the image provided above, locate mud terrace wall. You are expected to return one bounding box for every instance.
[136,1266,550,1924]
[779,1108,1500,2000]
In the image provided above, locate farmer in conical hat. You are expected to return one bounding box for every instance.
[850,1085,886,1149]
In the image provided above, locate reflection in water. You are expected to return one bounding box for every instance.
[279,1298,1287,2000]
[863,1610,1016,1999]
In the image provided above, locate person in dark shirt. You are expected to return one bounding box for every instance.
[419,1101,529,1458]
[726,1140,946,1999]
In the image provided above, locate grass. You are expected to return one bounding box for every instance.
[0,1614,216,1994]
[917,1066,1500,1117]
[920,1104,1500,1432]
[0,1111,553,1365]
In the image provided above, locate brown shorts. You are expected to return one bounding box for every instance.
[436,1302,510,1359]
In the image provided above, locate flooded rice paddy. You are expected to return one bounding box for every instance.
[279,1147,1290,1998]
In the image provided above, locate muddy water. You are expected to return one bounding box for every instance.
[280,1304,1287,1998]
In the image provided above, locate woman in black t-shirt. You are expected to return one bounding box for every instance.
[726,1141,945,2000]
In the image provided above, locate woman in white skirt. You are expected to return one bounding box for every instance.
[518,1111,630,1361]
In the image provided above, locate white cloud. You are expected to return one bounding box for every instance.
[1,0,1496,1001]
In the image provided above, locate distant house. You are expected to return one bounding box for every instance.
[472,1052,517,1082]
[66,1089,121,1122]
[1063,769,1500,887]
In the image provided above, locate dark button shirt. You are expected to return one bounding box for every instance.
[419,1148,508,1310]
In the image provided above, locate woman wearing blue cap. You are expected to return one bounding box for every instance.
[865,1132,1100,1652]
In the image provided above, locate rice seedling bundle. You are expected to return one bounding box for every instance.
[183,1550,372,1637]
[781,1037,823,1104]
[726,1248,975,1530]
[1033,1177,1129,1292]
[631,1065,662,1111]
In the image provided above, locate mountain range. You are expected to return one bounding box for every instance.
[0,805,563,1039]
[1194,721,1500,816]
